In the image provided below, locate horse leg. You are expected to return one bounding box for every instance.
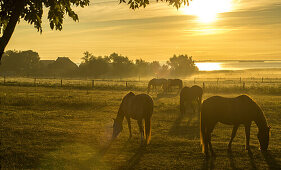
[228,125,239,151]
[180,100,185,115]
[137,119,144,145]
[192,101,196,115]
[126,116,132,139]
[244,122,251,151]
[207,125,216,156]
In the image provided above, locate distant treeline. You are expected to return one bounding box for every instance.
[0,50,198,78]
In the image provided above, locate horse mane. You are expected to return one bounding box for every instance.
[117,92,135,120]
[249,96,268,131]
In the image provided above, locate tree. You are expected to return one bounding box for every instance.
[120,0,189,9]
[0,0,90,61]
[167,54,198,77]
[149,61,161,77]
[135,59,150,76]
[0,50,40,75]
[0,0,190,61]
[109,53,134,77]
[79,51,110,78]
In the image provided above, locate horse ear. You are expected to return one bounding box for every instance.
[112,118,115,121]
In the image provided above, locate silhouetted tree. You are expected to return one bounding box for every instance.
[159,64,170,77]
[79,51,110,78]
[135,59,150,76]
[167,54,198,77]
[0,0,190,61]
[0,50,40,76]
[149,61,161,77]
[109,53,134,78]
[0,0,90,60]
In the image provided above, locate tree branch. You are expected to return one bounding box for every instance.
[0,0,25,62]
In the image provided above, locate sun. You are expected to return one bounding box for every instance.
[180,0,233,23]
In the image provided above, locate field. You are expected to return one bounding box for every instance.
[1,71,281,169]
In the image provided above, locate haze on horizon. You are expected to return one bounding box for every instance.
[6,0,281,63]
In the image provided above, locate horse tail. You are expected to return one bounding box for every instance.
[200,103,207,153]
[145,116,152,145]
[145,103,153,145]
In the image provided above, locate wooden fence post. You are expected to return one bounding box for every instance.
[126,81,128,88]
[243,82,245,90]
[92,80,94,88]
[34,78,36,86]
[240,77,242,83]
[203,82,205,90]
[194,78,196,84]
[262,77,263,83]
[217,78,219,85]
[61,79,63,87]
[3,76,5,85]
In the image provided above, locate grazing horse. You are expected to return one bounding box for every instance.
[147,78,167,94]
[200,95,270,157]
[112,92,154,145]
[167,79,183,93]
[180,85,203,115]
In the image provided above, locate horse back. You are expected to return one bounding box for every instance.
[124,94,153,120]
[201,95,257,125]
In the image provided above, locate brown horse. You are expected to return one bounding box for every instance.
[147,78,167,94]
[167,79,183,93]
[180,85,203,115]
[112,92,154,145]
[200,95,270,157]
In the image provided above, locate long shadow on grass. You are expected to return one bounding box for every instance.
[117,146,145,170]
[227,150,240,170]
[155,93,178,100]
[262,150,281,170]
[227,149,255,170]
[168,113,199,139]
[201,157,215,170]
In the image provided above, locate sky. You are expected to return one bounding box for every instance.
[6,0,281,63]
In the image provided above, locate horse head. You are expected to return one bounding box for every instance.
[112,118,123,140]
[257,126,271,151]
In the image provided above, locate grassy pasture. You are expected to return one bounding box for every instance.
[0,73,281,169]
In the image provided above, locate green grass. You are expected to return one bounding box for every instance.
[0,85,281,169]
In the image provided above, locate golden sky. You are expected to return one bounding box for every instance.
[6,0,281,63]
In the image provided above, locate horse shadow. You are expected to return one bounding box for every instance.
[226,148,280,170]
[262,150,281,170]
[168,112,199,138]
[227,149,256,170]
[201,157,216,170]
[155,93,178,100]
[117,146,146,170]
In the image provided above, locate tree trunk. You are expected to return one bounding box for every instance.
[0,1,25,62]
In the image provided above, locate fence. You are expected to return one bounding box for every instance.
[0,76,280,94]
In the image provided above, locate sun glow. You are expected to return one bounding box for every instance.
[195,62,222,71]
[180,0,233,23]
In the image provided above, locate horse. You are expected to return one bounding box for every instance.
[200,95,270,157]
[167,79,183,93]
[147,78,167,94]
[180,85,203,116]
[112,92,154,145]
